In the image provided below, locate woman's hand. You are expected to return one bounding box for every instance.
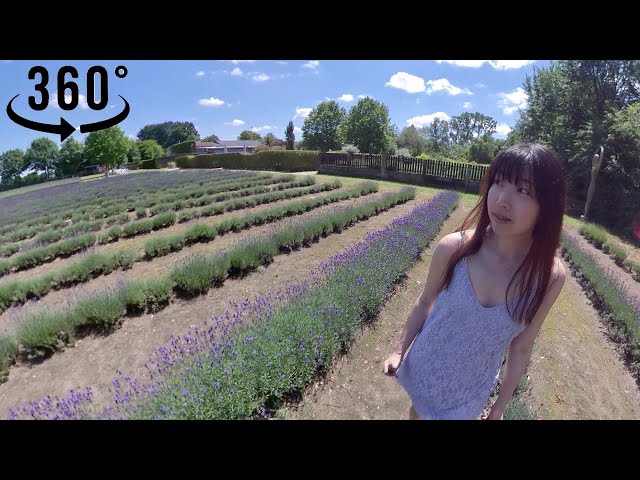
[383,352,403,377]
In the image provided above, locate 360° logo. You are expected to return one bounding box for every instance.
[6,65,130,141]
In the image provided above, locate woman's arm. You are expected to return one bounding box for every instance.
[488,259,566,418]
[393,233,459,356]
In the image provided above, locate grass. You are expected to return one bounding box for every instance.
[504,375,536,420]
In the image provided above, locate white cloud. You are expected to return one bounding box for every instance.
[425,78,472,96]
[406,112,450,129]
[252,73,270,82]
[196,70,205,77]
[293,126,303,135]
[495,123,512,137]
[358,94,371,99]
[294,107,312,120]
[303,60,319,69]
[229,60,256,64]
[475,83,486,88]
[50,92,90,110]
[436,60,487,68]
[230,67,243,76]
[198,97,225,107]
[338,94,354,102]
[436,60,535,70]
[491,60,535,70]
[463,102,473,109]
[225,119,245,126]
[498,87,528,115]
[278,73,293,79]
[385,72,426,94]
[251,125,273,133]
[276,61,288,65]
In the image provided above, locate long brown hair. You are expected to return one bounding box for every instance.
[441,143,567,326]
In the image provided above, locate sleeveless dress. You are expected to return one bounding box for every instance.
[396,256,527,420]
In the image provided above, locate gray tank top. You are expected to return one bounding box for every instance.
[396,256,527,420]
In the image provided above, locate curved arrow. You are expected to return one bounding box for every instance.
[80,95,130,133]
[6,94,76,141]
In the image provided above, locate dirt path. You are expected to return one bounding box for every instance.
[282,213,640,420]
[525,266,640,419]
[0,189,433,417]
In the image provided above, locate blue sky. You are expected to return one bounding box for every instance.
[0,60,551,153]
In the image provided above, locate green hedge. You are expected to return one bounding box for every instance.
[138,159,157,169]
[175,150,319,172]
[167,141,195,156]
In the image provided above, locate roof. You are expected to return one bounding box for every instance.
[195,140,261,148]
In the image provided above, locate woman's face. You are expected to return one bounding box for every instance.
[487,169,540,236]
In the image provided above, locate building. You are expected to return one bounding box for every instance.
[193,140,261,155]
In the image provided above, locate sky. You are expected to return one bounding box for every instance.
[0,60,551,153]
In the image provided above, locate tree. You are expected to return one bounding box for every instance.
[468,134,497,164]
[340,97,394,154]
[447,112,497,145]
[127,140,141,163]
[201,134,220,143]
[0,149,26,181]
[262,133,287,148]
[24,137,59,178]
[85,126,129,176]
[396,125,426,157]
[301,100,345,152]
[238,130,262,141]
[138,139,164,160]
[137,121,199,149]
[56,138,85,176]
[285,121,295,150]
[421,118,451,154]
[513,60,640,240]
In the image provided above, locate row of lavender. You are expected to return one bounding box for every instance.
[7,189,458,420]
[0,171,272,244]
[0,174,298,249]
[1,170,247,228]
[560,232,640,378]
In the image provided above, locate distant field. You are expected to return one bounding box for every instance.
[0,169,167,200]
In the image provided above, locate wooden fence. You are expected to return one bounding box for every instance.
[318,152,490,193]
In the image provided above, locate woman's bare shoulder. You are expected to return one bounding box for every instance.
[437,229,476,254]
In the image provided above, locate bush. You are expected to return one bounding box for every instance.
[341,144,360,154]
[175,150,319,172]
[167,140,195,156]
[171,254,230,296]
[0,335,17,375]
[139,159,157,169]
[76,286,127,327]
[144,277,173,312]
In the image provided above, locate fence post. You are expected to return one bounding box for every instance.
[347,152,352,174]
[464,164,471,192]
[381,154,387,178]
[421,157,428,186]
